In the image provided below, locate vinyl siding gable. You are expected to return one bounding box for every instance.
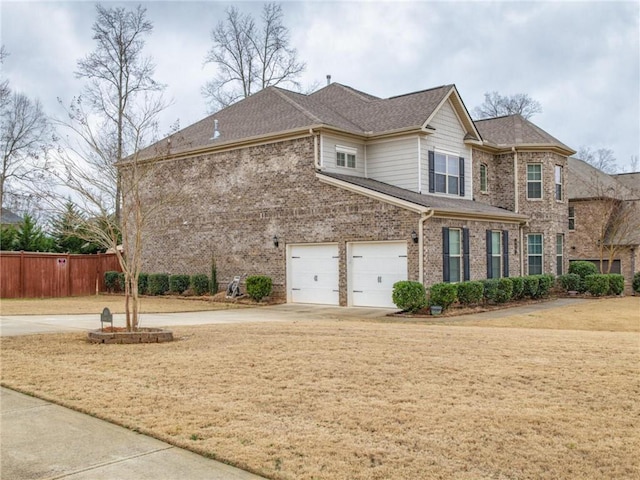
[321,134,366,177]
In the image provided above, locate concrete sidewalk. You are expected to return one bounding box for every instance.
[0,387,266,480]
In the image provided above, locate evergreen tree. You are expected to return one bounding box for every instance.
[14,214,53,251]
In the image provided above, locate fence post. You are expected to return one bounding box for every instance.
[66,253,71,297]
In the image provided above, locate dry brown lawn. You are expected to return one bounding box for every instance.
[1,298,639,479]
[0,294,245,316]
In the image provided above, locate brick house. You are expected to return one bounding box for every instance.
[567,158,639,292]
[132,83,578,307]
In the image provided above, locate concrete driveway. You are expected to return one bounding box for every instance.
[0,303,395,336]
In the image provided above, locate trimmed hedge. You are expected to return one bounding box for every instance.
[429,283,457,311]
[191,274,210,296]
[607,274,624,295]
[392,281,427,312]
[138,273,148,295]
[148,273,169,296]
[569,261,598,292]
[169,274,190,294]
[536,274,555,298]
[558,273,581,292]
[510,277,524,300]
[104,271,121,293]
[633,272,640,294]
[585,274,609,296]
[496,278,514,303]
[522,276,539,299]
[456,281,484,306]
[246,275,273,301]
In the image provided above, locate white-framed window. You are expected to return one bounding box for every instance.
[480,164,488,193]
[555,165,563,201]
[527,234,543,275]
[527,164,542,199]
[448,228,462,283]
[336,146,356,169]
[556,234,564,276]
[435,152,460,195]
[490,231,502,279]
[568,206,575,230]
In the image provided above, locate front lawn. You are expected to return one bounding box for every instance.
[1,298,638,479]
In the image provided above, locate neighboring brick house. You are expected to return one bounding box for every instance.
[132,83,577,307]
[567,158,639,292]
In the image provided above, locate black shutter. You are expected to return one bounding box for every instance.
[442,227,450,282]
[502,230,510,278]
[429,151,435,193]
[486,229,493,279]
[459,157,465,197]
[463,228,470,281]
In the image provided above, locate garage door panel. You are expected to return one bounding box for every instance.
[289,244,339,305]
[350,242,407,308]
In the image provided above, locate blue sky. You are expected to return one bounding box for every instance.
[2,0,639,171]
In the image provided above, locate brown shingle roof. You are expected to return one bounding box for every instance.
[320,172,527,221]
[567,157,635,200]
[475,114,574,153]
[141,83,459,159]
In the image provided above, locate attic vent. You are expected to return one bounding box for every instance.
[211,119,221,140]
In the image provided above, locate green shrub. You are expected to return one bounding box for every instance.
[191,274,210,296]
[246,275,273,301]
[104,271,120,292]
[428,283,458,311]
[585,274,609,297]
[536,274,555,298]
[392,281,427,312]
[148,273,169,296]
[456,281,484,306]
[569,261,598,292]
[510,277,524,300]
[117,272,126,292]
[558,273,581,292]
[633,272,640,294]
[169,274,190,294]
[137,273,148,295]
[482,279,500,303]
[496,278,514,303]
[607,274,624,295]
[522,276,539,299]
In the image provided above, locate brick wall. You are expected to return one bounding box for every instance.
[135,137,420,305]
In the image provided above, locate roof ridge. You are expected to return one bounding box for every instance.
[388,84,453,100]
[272,87,323,124]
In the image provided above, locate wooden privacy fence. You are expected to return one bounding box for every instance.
[0,251,122,298]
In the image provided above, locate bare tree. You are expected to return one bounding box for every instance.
[1,47,53,210]
[53,92,175,331]
[629,155,638,172]
[202,2,305,111]
[76,4,164,224]
[577,146,617,174]
[472,91,542,120]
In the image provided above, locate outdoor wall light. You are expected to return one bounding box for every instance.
[273,235,279,248]
[411,231,419,243]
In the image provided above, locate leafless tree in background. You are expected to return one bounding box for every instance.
[75,4,165,224]
[1,46,53,212]
[577,146,618,174]
[472,91,542,120]
[202,2,305,111]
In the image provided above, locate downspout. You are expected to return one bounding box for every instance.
[419,209,435,285]
[520,220,528,276]
[311,129,320,169]
[514,147,524,275]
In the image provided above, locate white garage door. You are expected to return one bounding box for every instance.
[288,244,339,305]
[349,242,407,308]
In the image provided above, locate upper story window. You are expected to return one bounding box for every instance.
[480,164,488,193]
[527,164,542,199]
[336,146,356,169]
[429,151,465,197]
[568,206,575,230]
[555,165,563,201]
